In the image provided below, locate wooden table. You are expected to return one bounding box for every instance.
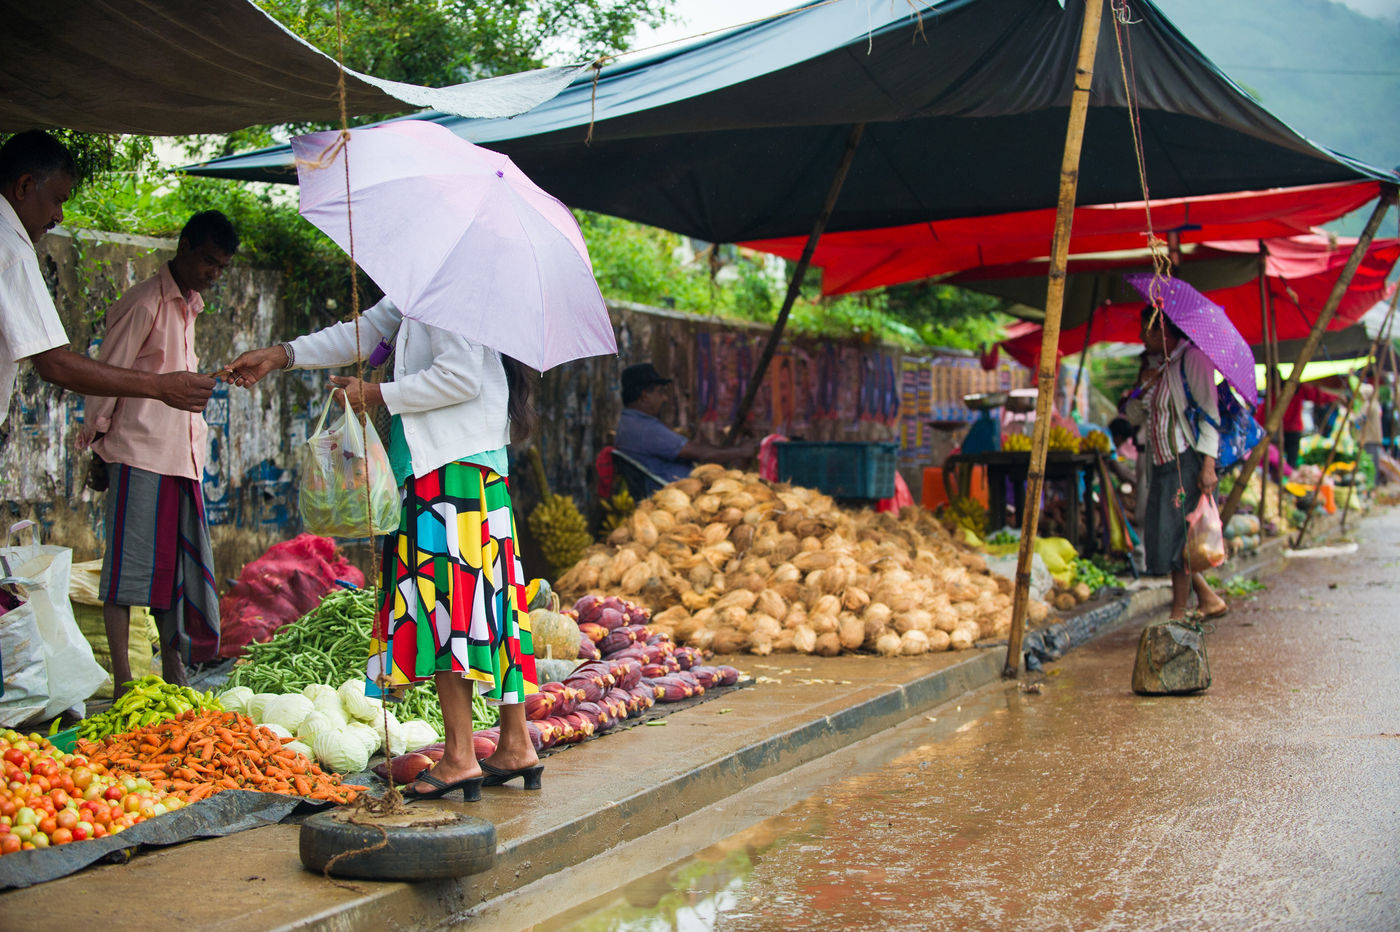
[945,450,1101,555]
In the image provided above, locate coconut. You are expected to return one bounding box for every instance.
[809,613,839,635]
[783,602,809,630]
[875,631,903,657]
[714,588,758,612]
[837,614,865,651]
[748,632,774,656]
[793,625,818,654]
[703,522,731,546]
[653,488,691,512]
[756,589,787,619]
[927,629,951,651]
[842,586,871,612]
[949,627,975,650]
[693,494,722,515]
[711,628,748,654]
[814,632,843,657]
[862,602,892,627]
[899,630,930,656]
[811,594,842,618]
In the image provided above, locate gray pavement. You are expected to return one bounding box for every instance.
[539,508,1400,931]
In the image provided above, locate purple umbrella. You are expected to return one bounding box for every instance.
[1125,274,1259,406]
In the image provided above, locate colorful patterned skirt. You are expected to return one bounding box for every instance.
[367,462,537,703]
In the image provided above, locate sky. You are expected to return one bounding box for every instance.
[632,0,1400,52]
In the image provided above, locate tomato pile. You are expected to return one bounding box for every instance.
[0,730,184,856]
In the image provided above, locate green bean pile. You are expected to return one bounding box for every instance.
[224,588,498,732]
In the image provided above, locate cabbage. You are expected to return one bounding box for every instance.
[337,678,383,722]
[297,711,340,751]
[316,727,371,774]
[247,693,279,722]
[263,694,315,733]
[400,719,440,751]
[311,691,347,721]
[259,723,293,740]
[218,686,254,714]
[346,721,382,757]
[301,683,340,708]
[284,740,314,760]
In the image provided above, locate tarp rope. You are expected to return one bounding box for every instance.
[1112,0,1195,588]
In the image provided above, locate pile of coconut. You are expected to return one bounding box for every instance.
[553,465,1052,657]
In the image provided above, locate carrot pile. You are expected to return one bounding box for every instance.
[76,709,366,804]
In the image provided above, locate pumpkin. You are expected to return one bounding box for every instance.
[530,593,580,661]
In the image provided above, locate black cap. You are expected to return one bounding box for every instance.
[621,363,672,397]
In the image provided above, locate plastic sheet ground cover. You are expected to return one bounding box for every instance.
[0,776,368,890]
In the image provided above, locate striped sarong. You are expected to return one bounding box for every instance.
[99,463,220,663]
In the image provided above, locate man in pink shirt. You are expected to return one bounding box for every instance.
[80,211,237,694]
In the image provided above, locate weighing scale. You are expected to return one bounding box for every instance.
[960,392,1006,455]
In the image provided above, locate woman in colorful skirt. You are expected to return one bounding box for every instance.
[227,297,542,800]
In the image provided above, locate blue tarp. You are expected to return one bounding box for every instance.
[183,0,1397,242]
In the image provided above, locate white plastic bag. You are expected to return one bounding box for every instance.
[0,597,47,726]
[1183,496,1227,573]
[0,521,108,723]
[299,390,400,538]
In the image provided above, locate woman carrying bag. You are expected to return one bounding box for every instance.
[1125,305,1230,625]
[227,297,542,799]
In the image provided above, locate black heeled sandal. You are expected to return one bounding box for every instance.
[480,761,544,790]
[401,771,484,801]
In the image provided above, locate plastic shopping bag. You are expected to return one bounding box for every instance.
[300,391,400,538]
[0,521,108,724]
[1183,496,1227,573]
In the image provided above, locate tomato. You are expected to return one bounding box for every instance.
[92,823,107,838]
[123,796,141,814]
[138,804,156,820]
[83,783,103,802]
[2,749,24,768]
[104,785,124,802]
[164,797,184,812]
[71,767,93,791]
[55,809,77,830]
[0,834,18,855]
[0,799,15,818]
[30,832,48,848]
[29,775,50,793]
[14,807,36,827]
[49,788,69,808]
[48,827,71,845]
[11,824,33,842]
[37,817,56,836]
[71,825,88,842]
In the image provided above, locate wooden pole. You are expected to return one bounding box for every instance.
[1258,248,1273,523]
[1304,289,1399,537]
[723,124,865,445]
[1220,184,1398,525]
[1004,0,1105,679]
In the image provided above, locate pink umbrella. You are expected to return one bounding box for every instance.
[292,120,615,371]
[1125,274,1258,406]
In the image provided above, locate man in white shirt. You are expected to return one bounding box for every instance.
[0,130,215,430]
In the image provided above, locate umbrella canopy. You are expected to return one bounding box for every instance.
[742,182,1384,296]
[293,121,615,372]
[998,235,1400,365]
[1126,274,1258,405]
[183,0,1395,242]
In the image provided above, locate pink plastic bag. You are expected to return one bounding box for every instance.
[1183,495,1226,572]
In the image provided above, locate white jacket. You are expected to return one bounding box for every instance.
[288,298,510,478]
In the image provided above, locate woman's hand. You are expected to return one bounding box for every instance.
[330,375,383,415]
[1198,456,1218,496]
[225,345,289,388]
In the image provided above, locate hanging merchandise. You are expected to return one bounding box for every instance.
[299,391,399,538]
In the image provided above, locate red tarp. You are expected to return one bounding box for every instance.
[741,182,1382,296]
[999,235,1400,368]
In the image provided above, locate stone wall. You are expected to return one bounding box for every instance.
[2,228,1009,583]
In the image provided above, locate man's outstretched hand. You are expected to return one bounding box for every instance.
[225,345,290,388]
[156,371,216,413]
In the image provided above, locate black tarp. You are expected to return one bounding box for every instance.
[184,0,1396,242]
[0,0,586,134]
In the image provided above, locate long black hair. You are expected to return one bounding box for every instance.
[502,356,538,444]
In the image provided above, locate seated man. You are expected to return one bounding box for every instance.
[614,363,756,484]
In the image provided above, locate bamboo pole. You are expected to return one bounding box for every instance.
[1219,184,1398,525]
[1301,288,1399,538]
[1004,0,1105,679]
[1258,248,1273,523]
[723,124,865,445]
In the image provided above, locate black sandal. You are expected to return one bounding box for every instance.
[401,771,483,802]
[480,760,544,790]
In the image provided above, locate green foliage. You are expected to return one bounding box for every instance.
[64,172,374,331]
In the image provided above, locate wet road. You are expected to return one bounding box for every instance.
[536,509,1400,931]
